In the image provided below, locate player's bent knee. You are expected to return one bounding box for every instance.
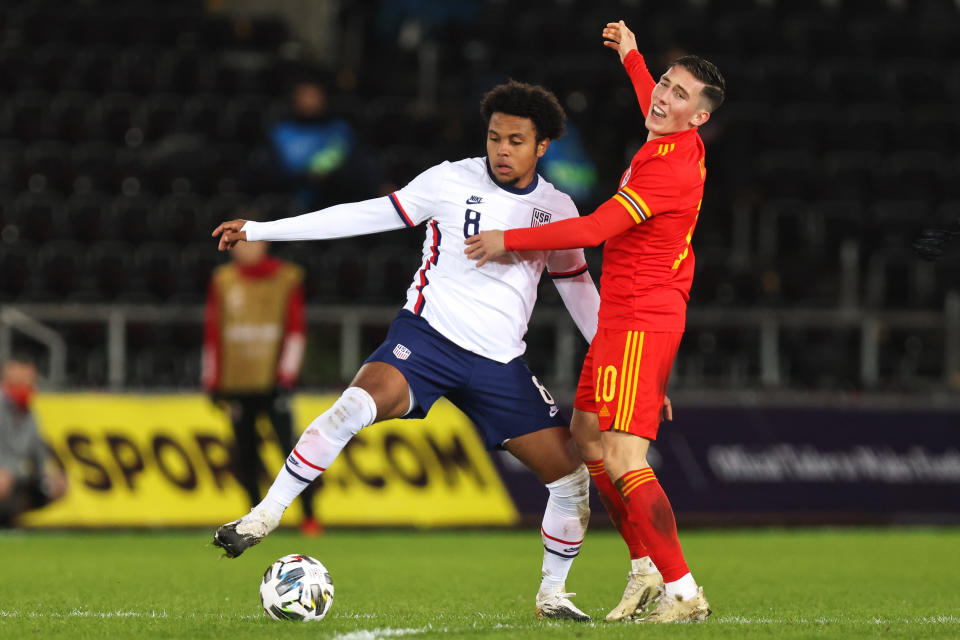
[545,465,591,527]
[305,386,378,444]
[349,362,411,421]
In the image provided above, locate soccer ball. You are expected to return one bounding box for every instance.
[260,554,334,621]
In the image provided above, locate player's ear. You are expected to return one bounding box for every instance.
[536,138,550,158]
[690,109,710,127]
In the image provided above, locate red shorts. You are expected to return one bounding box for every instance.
[574,329,682,439]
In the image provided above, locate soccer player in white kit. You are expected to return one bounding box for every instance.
[212,81,600,620]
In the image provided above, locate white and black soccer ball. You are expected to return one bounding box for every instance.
[260,554,334,621]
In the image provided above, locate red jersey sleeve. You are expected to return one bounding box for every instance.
[623,50,655,118]
[276,283,306,388]
[503,198,637,251]
[201,279,221,392]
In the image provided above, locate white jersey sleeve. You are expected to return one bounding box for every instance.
[388,162,449,226]
[241,163,451,242]
[544,198,599,344]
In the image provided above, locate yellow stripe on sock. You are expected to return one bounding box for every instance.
[619,468,657,497]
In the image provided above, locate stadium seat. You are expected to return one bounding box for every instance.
[69,142,116,195]
[136,93,183,142]
[86,241,136,300]
[23,140,72,194]
[865,248,939,309]
[108,194,159,244]
[0,140,22,191]
[63,45,125,94]
[219,96,268,144]
[92,93,137,146]
[180,94,226,136]
[32,43,74,93]
[0,239,37,299]
[36,239,86,299]
[3,92,48,143]
[154,194,206,244]
[133,241,183,300]
[64,193,111,245]
[177,242,225,302]
[10,192,62,243]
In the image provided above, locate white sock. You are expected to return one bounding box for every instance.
[664,572,698,601]
[631,556,658,575]
[539,465,590,593]
[257,387,377,519]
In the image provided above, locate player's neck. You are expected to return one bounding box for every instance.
[646,126,695,143]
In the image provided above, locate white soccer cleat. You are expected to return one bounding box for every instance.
[605,570,663,621]
[535,585,591,621]
[637,586,711,624]
[213,508,280,558]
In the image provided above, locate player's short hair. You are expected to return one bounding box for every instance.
[479,80,566,141]
[671,55,726,112]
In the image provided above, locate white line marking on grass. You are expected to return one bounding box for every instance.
[714,615,960,625]
[0,609,169,619]
[329,627,439,640]
[0,610,263,621]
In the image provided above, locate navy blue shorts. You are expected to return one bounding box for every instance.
[365,311,567,449]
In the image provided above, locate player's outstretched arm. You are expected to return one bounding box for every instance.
[212,197,417,251]
[603,20,655,117]
[465,198,637,261]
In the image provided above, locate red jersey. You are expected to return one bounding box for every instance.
[504,50,705,331]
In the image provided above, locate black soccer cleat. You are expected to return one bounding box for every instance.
[212,510,279,558]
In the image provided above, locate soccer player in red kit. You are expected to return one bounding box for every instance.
[465,21,725,623]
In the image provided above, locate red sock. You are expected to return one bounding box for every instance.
[585,459,649,560]
[615,467,689,582]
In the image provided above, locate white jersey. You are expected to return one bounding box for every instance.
[243,157,598,363]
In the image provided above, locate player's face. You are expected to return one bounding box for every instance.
[486,112,549,189]
[646,65,711,139]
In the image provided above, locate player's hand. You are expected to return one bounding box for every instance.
[44,470,68,501]
[661,395,673,422]
[212,219,248,251]
[602,20,638,63]
[0,469,13,500]
[464,230,507,267]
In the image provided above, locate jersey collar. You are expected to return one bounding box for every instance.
[485,156,539,195]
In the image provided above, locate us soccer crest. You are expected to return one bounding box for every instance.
[531,208,552,227]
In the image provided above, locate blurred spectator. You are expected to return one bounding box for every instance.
[202,216,320,535]
[0,354,67,527]
[270,73,390,210]
[538,121,598,206]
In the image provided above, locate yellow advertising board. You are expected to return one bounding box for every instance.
[22,394,518,527]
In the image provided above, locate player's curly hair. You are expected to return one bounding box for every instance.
[480,80,566,141]
[671,55,726,112]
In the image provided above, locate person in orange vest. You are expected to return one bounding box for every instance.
[203,215,320,536]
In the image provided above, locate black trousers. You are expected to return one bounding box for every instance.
[222,391,316,519]
[0,476,50,527]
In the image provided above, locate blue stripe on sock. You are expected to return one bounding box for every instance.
[544,546,580,559]
[284,462,310,484]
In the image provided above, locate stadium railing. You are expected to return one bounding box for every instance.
[3,294,959,394]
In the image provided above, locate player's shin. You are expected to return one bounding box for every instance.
[615,467,699,601]
[585,459,652,561]
[258,386,377,519]
[539,464,590,592]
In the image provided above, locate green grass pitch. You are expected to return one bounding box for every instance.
[1,528,958,639]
